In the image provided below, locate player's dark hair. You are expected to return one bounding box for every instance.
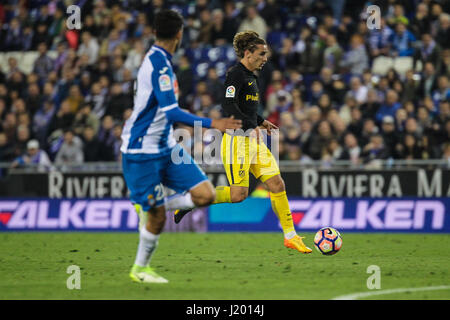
[153,9,184,40]
[233,31,266,59]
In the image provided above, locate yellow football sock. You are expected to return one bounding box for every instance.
[213,186,231,204]
[270,191,296,238]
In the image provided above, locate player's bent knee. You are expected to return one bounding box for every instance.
[193,190,215,207]
[266,175,285,193]
[191,181,215,207]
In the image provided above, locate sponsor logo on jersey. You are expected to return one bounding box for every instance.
[246,93,259,101]
[225,86,235,98]
[159,74,172,92]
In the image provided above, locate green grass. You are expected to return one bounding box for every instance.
[0,232,449,300]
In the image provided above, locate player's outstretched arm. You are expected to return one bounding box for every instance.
[211,116,242,132]
[164,105,241,131]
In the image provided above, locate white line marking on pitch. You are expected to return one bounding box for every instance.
[332,285,450,300]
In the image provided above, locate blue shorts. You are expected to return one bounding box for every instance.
[122,146,208,212]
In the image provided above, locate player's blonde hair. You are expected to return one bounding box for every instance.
[233,31,266,59]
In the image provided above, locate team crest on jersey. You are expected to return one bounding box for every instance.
[147,194,156,207]
[159,74,172,92]
[225,85,236,98]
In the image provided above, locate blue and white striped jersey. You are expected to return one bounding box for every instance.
[120,45,179,155]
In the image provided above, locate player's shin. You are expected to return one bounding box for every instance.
[270,191,297,239]
[134,226,160,267]
[212,186,231,204]
[134,204,147,231]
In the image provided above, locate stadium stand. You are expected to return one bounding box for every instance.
[0,0,449,170]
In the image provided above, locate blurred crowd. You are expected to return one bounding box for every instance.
[0,0,449,170]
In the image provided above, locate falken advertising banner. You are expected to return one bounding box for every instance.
[208,197,450,233]
[0,198,207,232]
[0,197,449,233]
[0,199,138,231]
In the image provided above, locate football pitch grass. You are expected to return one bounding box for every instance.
[0,232,449,300]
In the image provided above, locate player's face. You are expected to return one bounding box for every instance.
[248,44,268,71]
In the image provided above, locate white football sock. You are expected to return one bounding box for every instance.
[134,227,160,267]
[164,192,195,211]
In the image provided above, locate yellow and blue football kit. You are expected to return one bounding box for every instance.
[215,63,310,253]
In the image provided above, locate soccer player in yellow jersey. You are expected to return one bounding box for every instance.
[175,31,311,254]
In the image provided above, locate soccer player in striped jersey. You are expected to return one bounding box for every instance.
[121,9,242,283]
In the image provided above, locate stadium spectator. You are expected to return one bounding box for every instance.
[77,31,100,65]
[0,132,14,162]
[380,115,399,157]
[81,126,103,162]
[272,38,300,71]
[433,74,450,103]
[323,34,343,74]
[96,115,116,161]
[414,33,442,72]
[362,133,390,167]
[47,100,75,138]
[124,40,145,77]
[410,2,432,37]
[32,100,56,147]
[221,1,240,44]
[396,133,424,159]
[340,34,369,75]
[104,83,133,122]
[73,103,100,136]
[308,120,334,160]
[47,7,64,40]
[63,85,84,114]
[10,139,52,171]
[346,76,368,104]
[339,132,361,165]
[197,8,214,44]
[54,129,84,165]
[376,90,402,124]
[417,62,438,100]
[32,22,51,50]
[3,18,22,51]
[209,9,227,46]
[238,5,268,40]
[390,22,417,57]
[368,17,394,58]
[436,13,450,49]
[33,42,54,84]
[13,124,31,159]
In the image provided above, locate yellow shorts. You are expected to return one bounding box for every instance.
[221,133,280,187]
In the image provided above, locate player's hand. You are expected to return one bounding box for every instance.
[259,120,278,135]
[250,127,263,144]
[211,116,242,132]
